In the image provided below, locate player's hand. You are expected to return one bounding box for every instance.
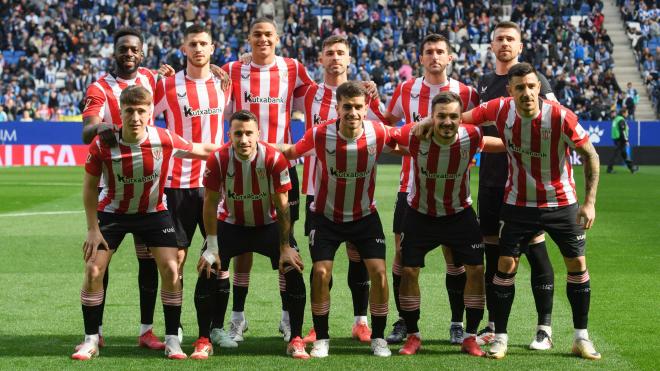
[210,64,231,91]
[157,64,176,78]
[239,52,252,65]
[577,203,596,229]
[97,123,118,147]
[196,251,220,279]
[279,246,304,273]
[411,117,433,140]
[362,81,379,100]
[83,230,108,262]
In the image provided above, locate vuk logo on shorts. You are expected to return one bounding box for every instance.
[243,91,284,104]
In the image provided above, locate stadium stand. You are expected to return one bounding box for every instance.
[0,0,658,122]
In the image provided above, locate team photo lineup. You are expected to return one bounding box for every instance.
[69,11,605,363]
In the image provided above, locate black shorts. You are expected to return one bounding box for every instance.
[304,195,314,236]
[401,206,484,267]
[307,211,386,262]
[164,187,205,248]
[499,203,586,258]
[477,186,504,237]
[98,211,178,250]
[392,192,409,234]
[288,166,300,223]
[216,221,284,271]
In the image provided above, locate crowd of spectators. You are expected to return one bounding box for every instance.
[0,0,655,123]
[621,0,660,117]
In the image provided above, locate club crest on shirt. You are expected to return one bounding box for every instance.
[152,148,162,161]
[256,168,266,178]
[203,168,212,178]
[541,128,551,140]
[460,149,469,159]
[367,145,377,156]
[226,171,235,178]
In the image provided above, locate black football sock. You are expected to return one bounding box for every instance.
[348,260,370,317]
[138,257,158,326]
[446,264,466,323]
[161,290,183,336]
[194,272,214,338]
[567,270,591,330]
[527,241,554,326]
[98,269,108,328]
[284,268,306,339]
[492,271,516,334]
[484,243,499,325]
[211,274,230,330]
[81,289,104,335]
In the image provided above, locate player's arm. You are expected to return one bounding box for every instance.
[482,136,505,152]
[382,111,403,126]
[574,140,600,230]
[82,171,107,262]
[177,143,221,160]
[210,64,231,91]
[273,191,304,272]
[198,188,221,278]
[82,116,113,144]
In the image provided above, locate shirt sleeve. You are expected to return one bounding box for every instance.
[466,86,480,110]
[152,78,167,117]
[388,122,413,150]
[561,109,589,148]
[270,151,293,194]
[293,126,317,157]
[202,150,223,192]
[84,140,103,176]
[295,59,314,89]
[292,84,311,112]
[82,84,106,119]
[470,97,504,125]
[387,83,405,120]
[380,122,397,153]
[366,97,388,123]
[169,131,194,158]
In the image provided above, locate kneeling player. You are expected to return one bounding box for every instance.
[392,91,504,356]
[196,110,309,359]
[72,86,219,360]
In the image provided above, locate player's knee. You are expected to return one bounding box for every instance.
[497,256,518,273]
[158,262,179,287]
[465,264,484,280]
[401,266,419,280]
[564,256,586,272]
[313,266,332,284]
[84,262,105,284]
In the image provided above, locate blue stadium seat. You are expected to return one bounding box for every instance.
[321,7,333,16]
[221,7,230,15]
[311,8,320,16]
[209,8,220,17]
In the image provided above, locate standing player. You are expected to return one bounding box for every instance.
[475,21,558,350]
[392,91,504,357]
[382,33,479,345]
[80,27,164,350]
[293,35,387,343]
[463,63,601,360]
[199,110,309,359]
[72,86,219,360]
[152,25,234,352]
[221,17,313,342]
[279,82,395,358]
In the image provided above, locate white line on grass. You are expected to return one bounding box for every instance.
[0,211,83,217]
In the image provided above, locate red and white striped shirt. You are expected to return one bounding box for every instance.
[293,82,388,195]
[471,97,589,207]
[203,142,292,226]
[82,67,158,126]
[222,57,313,145]
[388,77,479,192]
[391,124,484,216]
[294,120,395,223]
[153,71,230,189]
[85,126,193,214]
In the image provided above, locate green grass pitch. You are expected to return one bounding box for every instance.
[0,165,657,370]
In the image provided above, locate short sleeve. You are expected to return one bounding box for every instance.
[295,59,314,89]
[561,109,589,148]
[270,151,292,194]
[293,126,317,157]
[169,131,194,157]
[366,97,388,123]
[389,122,413,150]
[387,83,405,120]
[471,97,505,125]
[84,141,103,176]
[202,150,223,192]
[82,84,106,119]
[153,79,167,117]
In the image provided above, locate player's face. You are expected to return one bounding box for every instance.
[491,27,523,64]
[321,42,350,77]
[507,73,541,117]
[120,103,151,139]
[182,32,214,68]
[336,95,368,132]
[114,35,143,75]
[420,40,453,75]
[248,22,279,59]
[230,119,260,159]
[431,101,461,141]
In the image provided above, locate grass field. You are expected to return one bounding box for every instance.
[0,164,658,370]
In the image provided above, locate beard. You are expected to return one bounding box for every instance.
[115,59,140,75]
